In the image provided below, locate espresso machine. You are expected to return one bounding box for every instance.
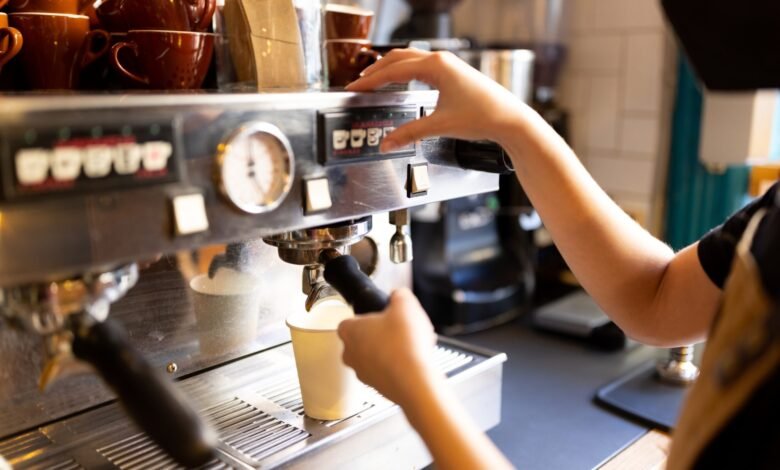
[0,90,509,468]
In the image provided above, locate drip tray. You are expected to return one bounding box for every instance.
[0,338,505,469]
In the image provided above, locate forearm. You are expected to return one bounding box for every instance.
[494,109,713,344]
[400,366,512,470]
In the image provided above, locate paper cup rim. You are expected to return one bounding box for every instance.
[189,273,261,297]
[325,39,371,45]
[286,315,340,333]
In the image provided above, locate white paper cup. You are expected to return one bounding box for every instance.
[190,270,261,355]
[287,297,365,420]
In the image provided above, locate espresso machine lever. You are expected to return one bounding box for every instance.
[0,264,218,467]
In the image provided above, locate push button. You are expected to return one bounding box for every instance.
[407,163,430,197]
[172,193,209,235]
[15,148,50,185]
[51,147,82,181]
[304,177,332,214]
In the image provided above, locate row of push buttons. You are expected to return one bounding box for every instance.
[332,127,396,150]
[15,141,173,186]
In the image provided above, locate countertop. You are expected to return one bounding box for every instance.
[461,317,664,470]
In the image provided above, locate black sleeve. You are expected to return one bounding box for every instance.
[697,181,779,289]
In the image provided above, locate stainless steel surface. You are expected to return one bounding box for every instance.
[0,90,498,286]
[264,218,373,266]
[656,346,700,385]
[457,50,535,102]
[389,209,413,264]
[0,338,505,469]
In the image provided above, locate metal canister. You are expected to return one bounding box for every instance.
[456,49,535,102]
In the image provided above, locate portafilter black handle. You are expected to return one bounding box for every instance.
[71,317,217,467]
[454,140,515,174]
[322,253,390,314]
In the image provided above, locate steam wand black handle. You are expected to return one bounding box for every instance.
[71,316,217,467]
[322,252,390,314]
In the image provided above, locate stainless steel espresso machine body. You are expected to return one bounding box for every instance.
[0,90,507,469]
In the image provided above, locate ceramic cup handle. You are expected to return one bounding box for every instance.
[111,41,150,86]
[191,0,216,32]
[80,29,110,68]
[0,27,23,72]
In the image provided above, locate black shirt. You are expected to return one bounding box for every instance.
[698,181,780,297]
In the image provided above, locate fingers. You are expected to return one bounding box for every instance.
[346,56,434,92]
[358,47,428,78]
[380,113,445,152]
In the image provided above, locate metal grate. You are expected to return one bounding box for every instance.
[433,346,474,375]
[203,398,309,463]
[98,433,183,470]
[14,456,83,470]
[0,430,52,461]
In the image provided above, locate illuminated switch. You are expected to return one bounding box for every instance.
[408,163,430,197]
[350,129,367,148]
[172,193,209,235]
[114,143,143,175]
[304,177,332,214]
[367,128,382,146]
[143,141,173,171]
[333,130,349,150]
[15,148,50,185]
[84,145,113,178]
[51,147,83,181]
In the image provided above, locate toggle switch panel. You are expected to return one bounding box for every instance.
[304,177,333,214]
[407,163,430,197]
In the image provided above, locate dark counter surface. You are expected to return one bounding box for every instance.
[462,318,663,470]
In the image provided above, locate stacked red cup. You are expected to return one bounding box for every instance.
[96,0,217,90]
[2,0,108,90]
[323,2,379,88]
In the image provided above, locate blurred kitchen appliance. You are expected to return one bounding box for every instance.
[0,90,507,468]
[392,0,462,42]
[409,48,537,334]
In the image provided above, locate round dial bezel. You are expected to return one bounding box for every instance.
[216,122,295,214]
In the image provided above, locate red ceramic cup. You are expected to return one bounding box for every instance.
[0,13,24,76]
[9,12,109,89]
[324,4,374,40]
[111,30,215,89]
[96,0,216,33]
[7,0,80,14]
[326,39,380,87]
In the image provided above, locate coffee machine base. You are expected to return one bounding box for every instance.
[0,337,505,469]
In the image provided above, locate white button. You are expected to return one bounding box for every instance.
[83,145,113,178]
[15,148,50,185]
[143,141,173,171]
[114,143,143,175]
[411,164,430,194]
[333,130,350,150]
[367,128,382,146]
[172,193,209,235]
[383,127,396,137]
[350,129,367,148]
[305,178,332,213]
[51,147,83,181]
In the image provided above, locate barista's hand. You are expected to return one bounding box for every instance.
[346,48,542,152]
[337,288,438,407]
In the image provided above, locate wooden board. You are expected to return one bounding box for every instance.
[600,430,672,470]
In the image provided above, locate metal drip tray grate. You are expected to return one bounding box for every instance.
[0,340,500,469]
[204,398,309,462]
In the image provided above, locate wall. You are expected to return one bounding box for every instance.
[451,0,677,234]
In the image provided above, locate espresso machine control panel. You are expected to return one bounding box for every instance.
[1,120,179,200]
[319,106,418,163]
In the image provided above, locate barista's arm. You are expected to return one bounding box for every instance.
[347,49,721,346]
[338,289,513,470]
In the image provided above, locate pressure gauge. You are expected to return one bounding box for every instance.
[216,122,295,214]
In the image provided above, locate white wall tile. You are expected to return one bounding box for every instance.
[587,156,656,196]
[593,0,665,31]
[619,116,661,155]
[586,77,620,150]
[567,34,623,73]
[558,76,590,112]
[623,32,665,113]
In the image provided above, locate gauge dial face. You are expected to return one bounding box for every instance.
[219,124,294,214]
